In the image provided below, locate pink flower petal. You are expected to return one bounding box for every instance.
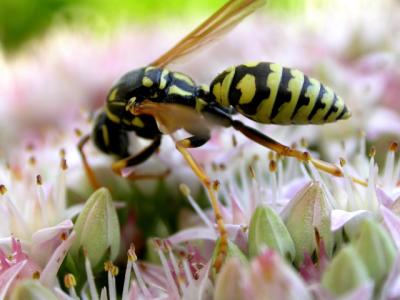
[40,231,76,288]
[168,228,217,246]
[381,205,400,249]
[381,255,400,299]
[31,219,73,268]
[0,260,27,299]
[330,209,371,231]
[376,187,395,207]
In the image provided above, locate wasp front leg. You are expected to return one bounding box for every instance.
[174,132,228,273]
[112,136,170,180]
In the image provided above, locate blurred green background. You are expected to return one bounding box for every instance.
[0,0,309,53]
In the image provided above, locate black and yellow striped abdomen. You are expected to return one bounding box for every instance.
[210,62,350,125]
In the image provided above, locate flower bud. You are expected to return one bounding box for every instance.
[211,239,247,277]
[214,258,248,300]
[353,219,396,286]
[248,205,295,261]
[322,245,371,296]
[10,280,57,300]
[71,188,120,268]
[283,182,334,265]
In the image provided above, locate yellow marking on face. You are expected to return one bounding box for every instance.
[168,85,193,97]
[173,72,195,86]
[293,78,320,123]
[132,117,145,128]
[254,63,283,123]
[146,66,156,71]
[142,77,153,87]
[105,107,120,123]
[237,74,256,105]
[108,88,118,101]
[195,98,208,112]
[273,69,304,124]
[101,125,110,146]
[311,85,334,123]
[159,69,169,90]
[109,101,126,108]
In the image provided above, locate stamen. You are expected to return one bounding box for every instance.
[64,273,78,299]
[179,184,213,229]
[153,239,180,298]
[36,174,49,227]
[165,241,184,294]
[129,245,151,298]
[383,142,398,188]
[269,160,278,205]
[366,151,378,211]
[104,261,117,300]
[85,255,99,300]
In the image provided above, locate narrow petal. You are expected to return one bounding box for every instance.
[40,232,76,287]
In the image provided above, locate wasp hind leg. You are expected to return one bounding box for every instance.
[175,132,228,273]
[112,136,170,180]
[231,120,367,186]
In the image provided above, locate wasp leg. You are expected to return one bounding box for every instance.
[78,134,102,190]
[175,133,228,273]
[111,136,169,180]
[232,120,367,186]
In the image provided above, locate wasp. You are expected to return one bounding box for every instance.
[78,0,364,271]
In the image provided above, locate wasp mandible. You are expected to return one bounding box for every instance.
[79,0,364,272]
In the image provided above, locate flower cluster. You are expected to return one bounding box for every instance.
[1,0,400,299]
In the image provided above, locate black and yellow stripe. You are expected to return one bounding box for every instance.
[210,62,350,125]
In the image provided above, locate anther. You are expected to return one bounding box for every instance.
[269,160,277,172]
[36,174,43,185]
[248,165,256,179]
[339,157,346,167]
[390,142,399,152]
[232,134,238,147]
[64,273,77,288]
[28,156,36,166]
[0,184,8,195]
[74,128,82,137]
[212,180,220,191]
[32,271,41,280]
[369,146,376,158]
[61,158,68,170]
[127,244,137,262]
[179,183,191,197]
[60,232,68,241]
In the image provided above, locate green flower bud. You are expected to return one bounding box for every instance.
[283,182,334,265]
[71,187,120,268]
[211,239,247,277]
[354,219,396,286]
[322,245,371,296]
[10,280,57,300]
[248,205,295,261]
[214,258,247,300]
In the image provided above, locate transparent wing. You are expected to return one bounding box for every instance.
[133,100,213,135]
[150,0,266,68]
